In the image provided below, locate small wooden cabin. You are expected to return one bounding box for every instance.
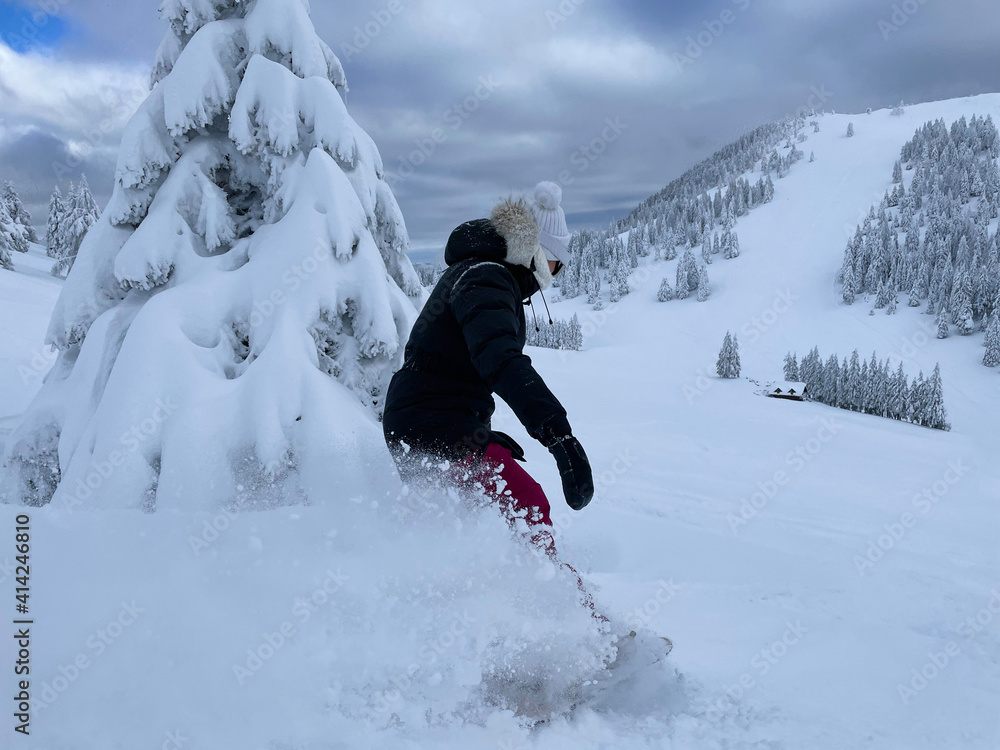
[767,382,809,401]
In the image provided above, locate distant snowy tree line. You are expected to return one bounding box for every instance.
[614,117,806,237]
[838,115,1000,365]
[546,108,838,316]
[552,114,821,310]
[0,181,37,271]
[0,177,100,276]
[413,262,444,287]
[526,314,583,351]
[783,349,950,430]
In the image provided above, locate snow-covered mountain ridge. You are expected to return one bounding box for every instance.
[1,94,999,749]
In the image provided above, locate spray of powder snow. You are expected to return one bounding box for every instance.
[285,463,693,737]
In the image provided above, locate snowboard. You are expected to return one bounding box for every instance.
[520,631,673,726]
[577,630,673,698]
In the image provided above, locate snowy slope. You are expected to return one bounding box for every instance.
[0,244,60,441]
[2,95,1000,749]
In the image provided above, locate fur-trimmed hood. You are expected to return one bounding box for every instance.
[489,196,553,290]
[443,197,552,291]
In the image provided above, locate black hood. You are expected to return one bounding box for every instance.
[445,218,507,266]
[444,218,540,300]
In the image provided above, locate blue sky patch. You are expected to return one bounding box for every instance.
[0,1,68,52]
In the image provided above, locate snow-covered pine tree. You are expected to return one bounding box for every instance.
[696,264,710,301]
[983,313,1000,366]
[908,372,926,425]
[716,331,740,378]
[3,0,421,510]
[52,176,100,277]
[893,161,903,184]
[926,364,950,430]
[683,247,699,290]
[0,207,16,271]
[0,195,29,255]
[936,306,950,338]
[45,186,67,260]
[875,281,892,309]
[846,350,861,411]
[951,280,975,335]
[586,262,602,305]
[783,352,799,381]
[656,277,674,302]
[2,182,37,243]
[842,264,857,305]
[724,230,740,259]
[674,256,689,300]
[847,122,854,138]
[823,354,840,406]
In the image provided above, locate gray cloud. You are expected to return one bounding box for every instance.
[0,128,114,232]
[1,0,997,253]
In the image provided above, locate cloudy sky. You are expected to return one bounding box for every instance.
[1,0,998,258]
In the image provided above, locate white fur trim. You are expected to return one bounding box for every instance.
[490,196,552,291]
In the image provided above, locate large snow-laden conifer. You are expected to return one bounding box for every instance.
[2,181,36,245]
[1,194,29,258]
[3,0,421,510]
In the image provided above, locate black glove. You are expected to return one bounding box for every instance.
[547,436,594,511]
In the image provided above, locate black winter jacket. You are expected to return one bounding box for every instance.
[383,198,572,462]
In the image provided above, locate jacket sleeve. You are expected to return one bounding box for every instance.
[450,263,572,445]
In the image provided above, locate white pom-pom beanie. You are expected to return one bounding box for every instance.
[531,181,572,264]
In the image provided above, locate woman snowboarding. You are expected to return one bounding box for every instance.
[383,182,594,545]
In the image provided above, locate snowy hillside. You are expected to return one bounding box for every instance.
[0,244,60,432]
[2,95,1000,749]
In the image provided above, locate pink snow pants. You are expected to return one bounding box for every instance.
[457,443,605,620]
[457,442,555,553]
